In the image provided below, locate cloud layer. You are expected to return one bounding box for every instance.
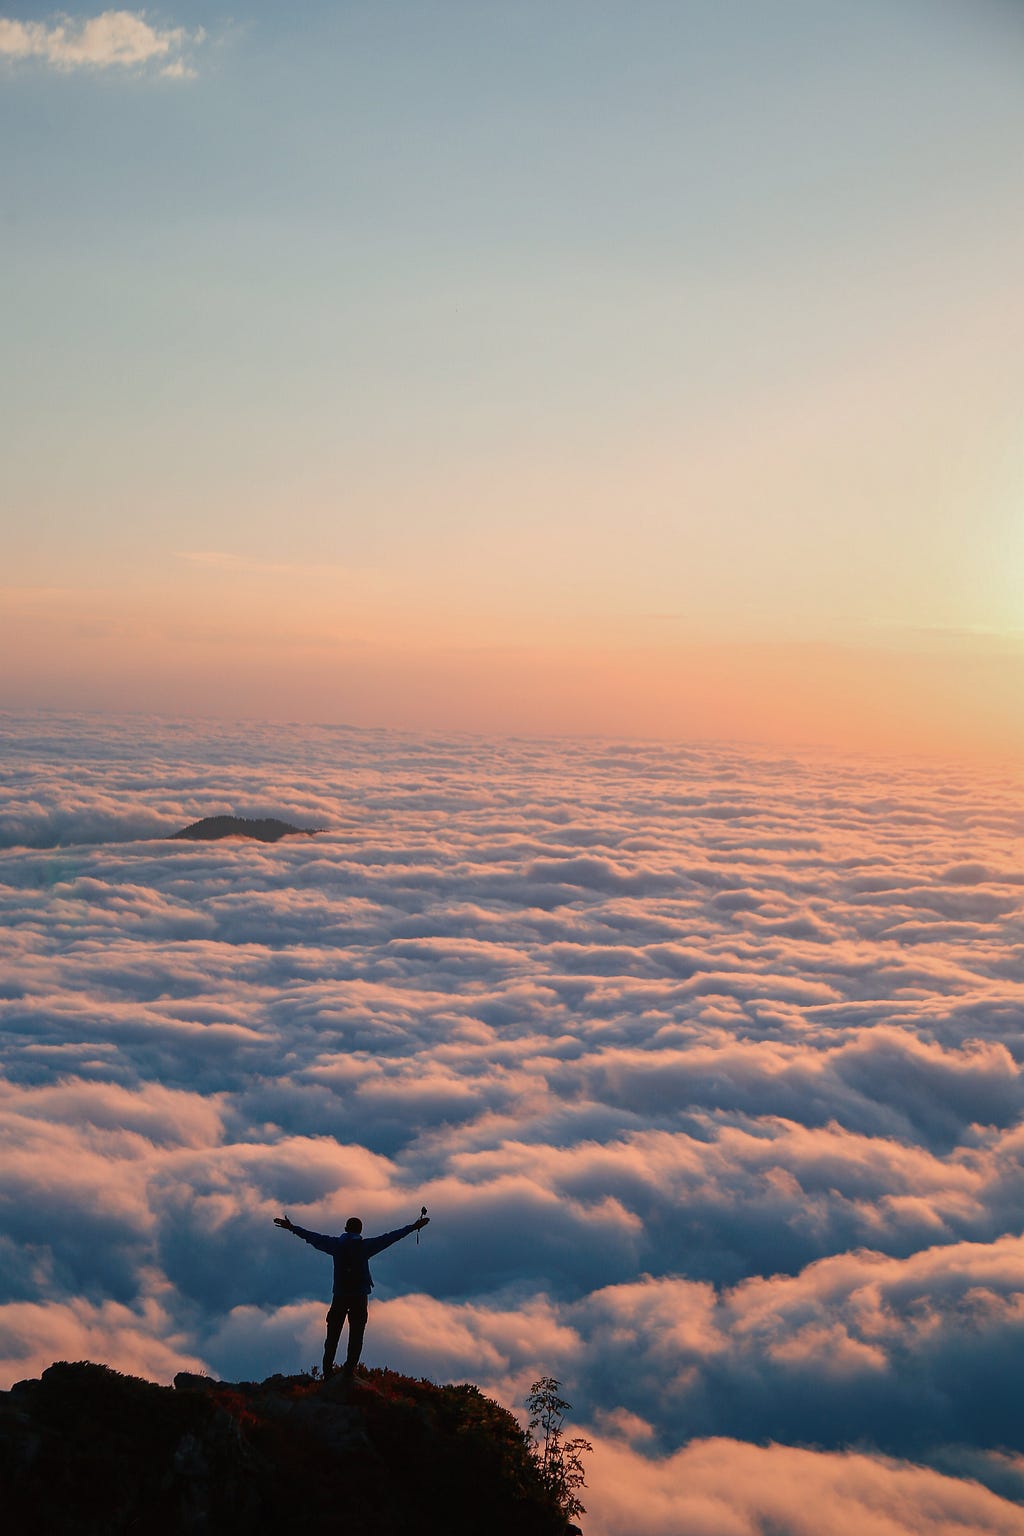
[0,10,202,77]
[3,711,1024,1531]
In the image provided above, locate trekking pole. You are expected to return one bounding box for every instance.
[417,1205,427,1244]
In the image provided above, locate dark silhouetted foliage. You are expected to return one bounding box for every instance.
[1,1360,576,1535]
[527,1376,592,1523]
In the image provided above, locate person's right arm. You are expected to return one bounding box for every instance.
[274,1215,335,1253]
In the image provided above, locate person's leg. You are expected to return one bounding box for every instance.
[323,1299,346,1376]
[343,1296,369,1371]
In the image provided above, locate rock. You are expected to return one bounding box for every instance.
[1,1360,577,1535]
[173,1372,216,1394]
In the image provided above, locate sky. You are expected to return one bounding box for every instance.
[2,2,1024,751]
[6,713,1024,1535]
[3,13,1024,1526]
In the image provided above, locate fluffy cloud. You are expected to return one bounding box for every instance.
[0,1285,205,1387]
[0,10,202,78]
[4,711,1024,1529]
[581,1437,1024,1536]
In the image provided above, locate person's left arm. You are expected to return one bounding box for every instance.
[362,1217,429,1257]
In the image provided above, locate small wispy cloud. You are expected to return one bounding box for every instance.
[0,10,204,79]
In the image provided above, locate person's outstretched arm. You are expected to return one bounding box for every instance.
[274,1214,336,1253]
[362,1216,429,1258]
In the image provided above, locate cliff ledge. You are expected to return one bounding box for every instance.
[2,1359,578,1535]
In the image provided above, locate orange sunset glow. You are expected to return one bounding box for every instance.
[4,5,1024,1535]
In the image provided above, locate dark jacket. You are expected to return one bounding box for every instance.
[289,1223,420,1297]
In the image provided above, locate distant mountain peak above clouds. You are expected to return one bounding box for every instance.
[170,816,323,843]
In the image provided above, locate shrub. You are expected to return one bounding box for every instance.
[526,1376,592,1522]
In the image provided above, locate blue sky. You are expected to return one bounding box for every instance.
[3,2,1024,744]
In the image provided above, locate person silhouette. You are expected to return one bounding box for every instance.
[274,1211,429,1378]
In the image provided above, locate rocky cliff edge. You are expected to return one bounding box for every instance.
[2,1359,579,1536]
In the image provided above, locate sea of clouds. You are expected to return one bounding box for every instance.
[3,711,1024,1534]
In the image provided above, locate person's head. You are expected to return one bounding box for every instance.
[344,1217,363,1234]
